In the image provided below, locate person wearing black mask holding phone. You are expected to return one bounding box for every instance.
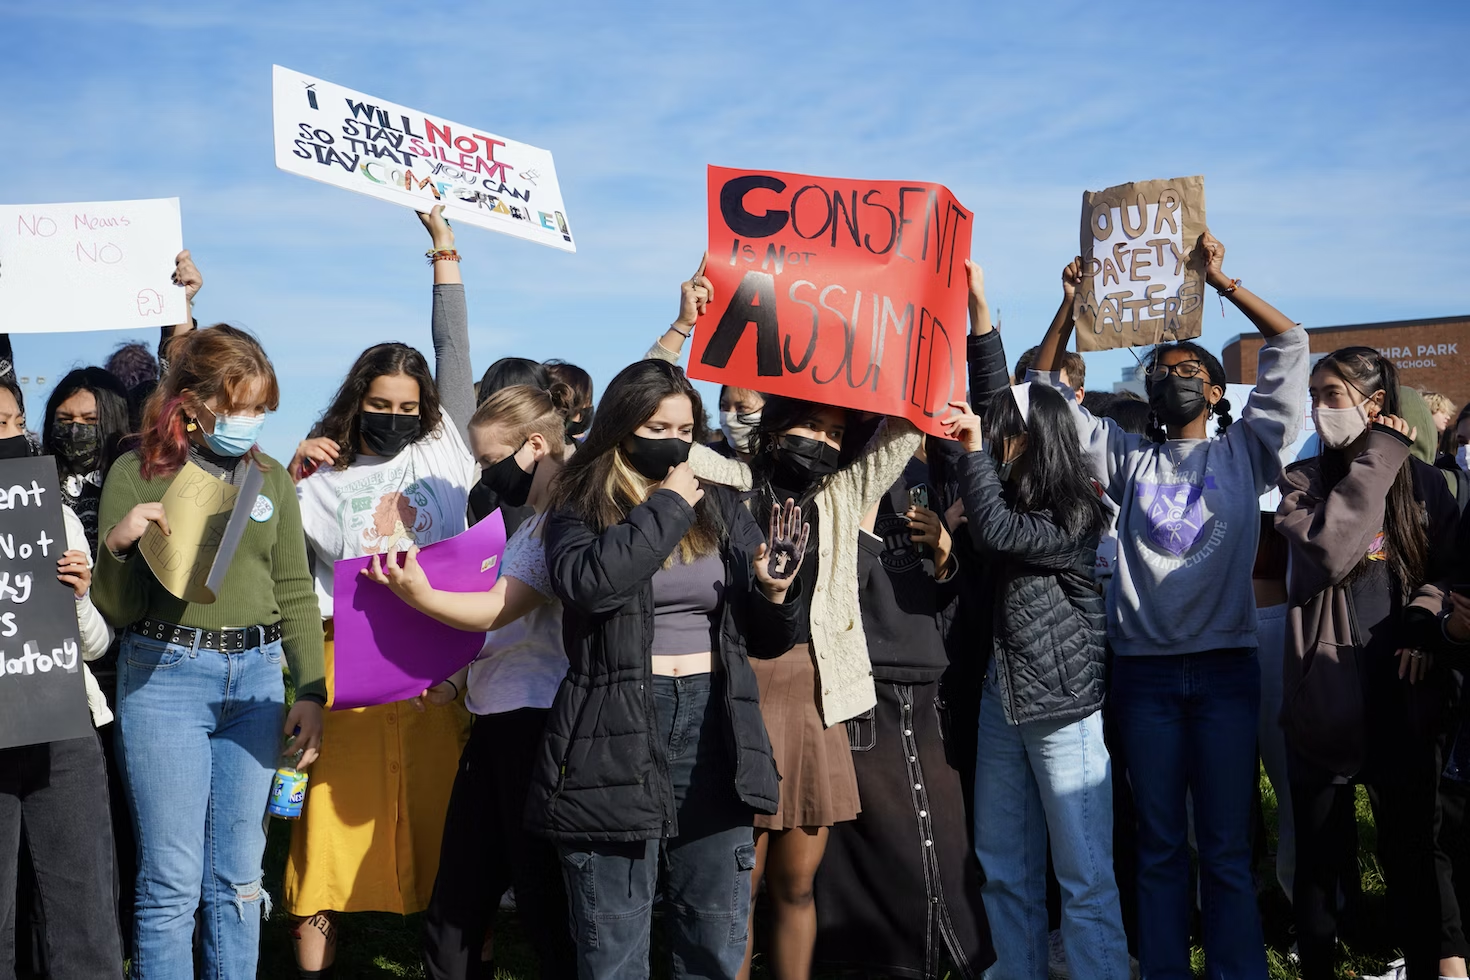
[288,206,477,980]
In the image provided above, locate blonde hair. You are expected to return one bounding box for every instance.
[1424,391,1457,417]
[470,383,575,460]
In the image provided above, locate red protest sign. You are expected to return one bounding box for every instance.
[688,166,972,436]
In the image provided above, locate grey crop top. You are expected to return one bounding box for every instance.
[650,552,723,656]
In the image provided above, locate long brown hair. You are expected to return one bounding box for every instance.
[314,343,442,470]
[1316,346,1428,594]
[139,325,280,480]
[548,360,721,562]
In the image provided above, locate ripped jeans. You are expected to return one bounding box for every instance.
[116,630,285,980]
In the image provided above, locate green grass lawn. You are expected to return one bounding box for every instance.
[254,766,1407,979]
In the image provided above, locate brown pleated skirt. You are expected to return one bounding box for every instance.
[750,643,861,829]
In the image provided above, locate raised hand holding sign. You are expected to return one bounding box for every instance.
[688,166,972,436]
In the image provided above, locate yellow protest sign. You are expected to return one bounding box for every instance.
[139,461,264,603]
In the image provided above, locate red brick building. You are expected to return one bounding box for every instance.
[1222,314,1470,408]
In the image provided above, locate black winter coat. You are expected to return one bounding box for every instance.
[525,485,797,843]
[955,451,1106,726]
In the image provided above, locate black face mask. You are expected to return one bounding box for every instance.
[623,433,692,482]
[360,411,419,458]
[1149,376,1208,429]
[564,412,591,440]
[774,434,840,486]
[479,442,537,508]
[54,422,101,470]
[0,435,32,460]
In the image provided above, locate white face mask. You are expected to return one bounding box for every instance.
[720,410,760,453]
[1311,398,1372,450]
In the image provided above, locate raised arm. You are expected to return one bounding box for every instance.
[158,250,203,371]
[1036,256,1083,375]
[644,255,713,364]
[965,260,1010,418]
[1027,259,1139,501]
[422,206,475,442]
[944,403,1092,569]
[1198,231,1296,338]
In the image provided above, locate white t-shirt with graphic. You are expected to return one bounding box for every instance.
[465,512,568,715]
[296,417,477,617]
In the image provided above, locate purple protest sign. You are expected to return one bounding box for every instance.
[330,510,507,709]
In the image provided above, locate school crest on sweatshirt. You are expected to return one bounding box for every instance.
[1137,476,1216,557]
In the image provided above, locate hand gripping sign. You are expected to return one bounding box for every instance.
[687,166,972,436]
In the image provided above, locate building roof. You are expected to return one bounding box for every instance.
[1223,313,1470,349]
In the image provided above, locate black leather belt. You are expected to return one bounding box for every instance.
[133,619,283,653]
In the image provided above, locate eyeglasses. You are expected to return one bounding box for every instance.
[1147,359,1206,382]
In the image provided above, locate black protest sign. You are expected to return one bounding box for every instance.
[0,457,91,750]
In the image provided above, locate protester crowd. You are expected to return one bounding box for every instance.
[3,205,1470,980]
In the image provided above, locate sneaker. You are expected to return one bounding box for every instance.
[1047,929,1069,980]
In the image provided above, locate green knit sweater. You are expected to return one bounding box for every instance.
[93,450,327,701]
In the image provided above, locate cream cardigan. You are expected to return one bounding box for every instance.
[687,422,921,725]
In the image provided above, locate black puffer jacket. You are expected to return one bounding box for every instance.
[956,451,1105,725]
[525,485,797,843]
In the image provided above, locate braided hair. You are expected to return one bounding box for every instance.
[1143,341,1232,442]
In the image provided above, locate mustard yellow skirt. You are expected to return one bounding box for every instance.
[283,626,471,916]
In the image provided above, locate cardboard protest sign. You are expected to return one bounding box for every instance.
[0,457,92,749]
[1074,176,1207,352]
[272,66,574,253]
[687,166,972,437]
[140,461,265,604]
[330,510,507,709]
[0,198,186,333]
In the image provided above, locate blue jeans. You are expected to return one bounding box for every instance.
[974,681,1129,980]
[115,630,285,980]
[1111,651,1266,980]
[559,673,755,980]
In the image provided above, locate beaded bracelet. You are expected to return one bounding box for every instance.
[426,249,461,264]
[1215,277,1241,295]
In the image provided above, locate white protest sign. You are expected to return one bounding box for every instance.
[0,198,185,333]
[272,66,575,253]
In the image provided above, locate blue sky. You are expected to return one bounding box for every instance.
[1,0,1466,460]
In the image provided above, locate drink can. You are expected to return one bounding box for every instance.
[267,767,308,819]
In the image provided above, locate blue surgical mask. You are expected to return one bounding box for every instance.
[203,412,266,457]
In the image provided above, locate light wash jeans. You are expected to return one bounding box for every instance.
[115,630,285,980]
[974,679,1129,980]
[1255,603,1295,901]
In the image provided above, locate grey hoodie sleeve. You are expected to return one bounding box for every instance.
[432,283,475,445]
[1027,369,1144,506]
[1226,326,1310,494]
